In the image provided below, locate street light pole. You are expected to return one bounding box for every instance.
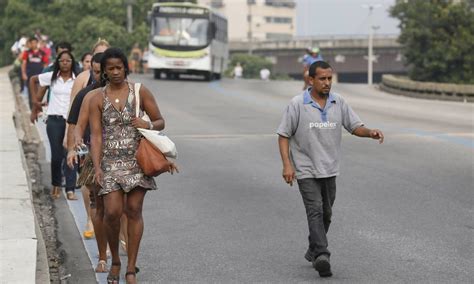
[363,4,381,85]
[126,0,134,33]
[247,0,253,55]
[368,10,374,85]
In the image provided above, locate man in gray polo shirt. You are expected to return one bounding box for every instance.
[277,60,384,277]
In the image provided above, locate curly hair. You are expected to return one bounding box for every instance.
[99,47,129,86]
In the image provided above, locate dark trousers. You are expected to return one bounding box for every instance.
[297,177,337,257]
[46,116,76,192]
[26,77,33,109]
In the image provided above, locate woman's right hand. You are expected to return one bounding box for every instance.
[74,138,84,150]
[30,109,39,123]
[94,168,104,187]
[168,163,179,175]
[66,150,77,169]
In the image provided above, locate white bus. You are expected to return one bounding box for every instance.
[147,2,228,80]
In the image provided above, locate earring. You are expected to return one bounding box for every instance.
[101,73,108,82]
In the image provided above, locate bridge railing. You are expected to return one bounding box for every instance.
[229,35,400,51]
[380,74,474,102]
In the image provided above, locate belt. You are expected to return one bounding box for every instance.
[48,115,65,119]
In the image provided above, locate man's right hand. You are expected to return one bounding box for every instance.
[22,74,27,81]
[282,165,296,186]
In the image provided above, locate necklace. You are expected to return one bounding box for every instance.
[106,83,127,104]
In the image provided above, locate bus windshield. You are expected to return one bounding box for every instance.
[151,16,210,48]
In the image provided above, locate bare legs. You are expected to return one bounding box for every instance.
[89,184,109,272]
[125,188,146,283]
[103,187,147,283]
[81,186,94,238]
[120,197,128,253]
[103,190,123,281]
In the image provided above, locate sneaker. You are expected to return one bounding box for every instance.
[304,248,314,262]
[312,254,332,277]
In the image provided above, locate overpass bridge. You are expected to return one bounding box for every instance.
[229,35,408,83]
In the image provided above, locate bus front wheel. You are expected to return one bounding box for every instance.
[204,71,212,81]
[153,69,160,79]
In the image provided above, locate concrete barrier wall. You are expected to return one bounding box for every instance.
[0,66,38,283]
[380,74,474,102]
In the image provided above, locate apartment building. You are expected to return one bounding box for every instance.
[198,0,296,41]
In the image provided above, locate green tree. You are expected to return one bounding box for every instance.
[390,0,474,84]
[0,0,157,66]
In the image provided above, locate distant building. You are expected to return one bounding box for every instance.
[198,0,296,42]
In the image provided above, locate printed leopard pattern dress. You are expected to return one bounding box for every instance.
[99,82,156,195]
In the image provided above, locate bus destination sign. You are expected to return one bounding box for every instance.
[158,6,208,15]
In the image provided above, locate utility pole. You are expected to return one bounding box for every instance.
[247,0,253,55]
[126,0,134,33]
[363,4,380,85]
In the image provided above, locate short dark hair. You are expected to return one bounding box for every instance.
[55,41,72,52]
[100,47,129,86]
[92,52,103,64]
[308,61,332,77]
[81,52,92,62]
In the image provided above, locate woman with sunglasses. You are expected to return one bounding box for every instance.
[30,50,79,200]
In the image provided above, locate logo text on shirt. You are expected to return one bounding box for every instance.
[309,122,337,130]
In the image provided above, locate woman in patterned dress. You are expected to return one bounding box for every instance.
[89,48,172,284]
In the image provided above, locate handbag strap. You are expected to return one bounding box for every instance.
[134,82,142,118]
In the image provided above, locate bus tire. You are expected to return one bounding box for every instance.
[168,72,177,80]
[154,69,160,79]
[214,73,221,80]
[204,71,212,81]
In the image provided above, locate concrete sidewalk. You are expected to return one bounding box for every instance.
[0,66,48,283]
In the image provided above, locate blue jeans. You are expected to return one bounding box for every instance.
[297,177,336,257]
[46,115,76,193]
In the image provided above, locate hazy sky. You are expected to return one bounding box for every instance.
[296,0,400,37]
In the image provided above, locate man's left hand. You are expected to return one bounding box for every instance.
[370,129,384,144]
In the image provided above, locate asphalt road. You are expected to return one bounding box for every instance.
[65,75,473,283]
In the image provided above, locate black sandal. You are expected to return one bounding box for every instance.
[125,267,140,283]
[107,262,121,284]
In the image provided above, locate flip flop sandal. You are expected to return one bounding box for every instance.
[95,260,108,273]
[83,230,95,239]
[67,192,78,200]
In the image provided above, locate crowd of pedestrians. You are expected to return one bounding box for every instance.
[11,28,385,282]
[14,29,161,283]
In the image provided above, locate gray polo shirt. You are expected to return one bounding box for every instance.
[277,89,363,179]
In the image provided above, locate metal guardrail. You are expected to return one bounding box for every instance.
[380,74,474,102]
[229,35,400,51]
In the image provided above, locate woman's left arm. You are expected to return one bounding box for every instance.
[131,85,165,130]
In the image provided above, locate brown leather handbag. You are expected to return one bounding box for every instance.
[136,138,171,176]
[134,83,171,177]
